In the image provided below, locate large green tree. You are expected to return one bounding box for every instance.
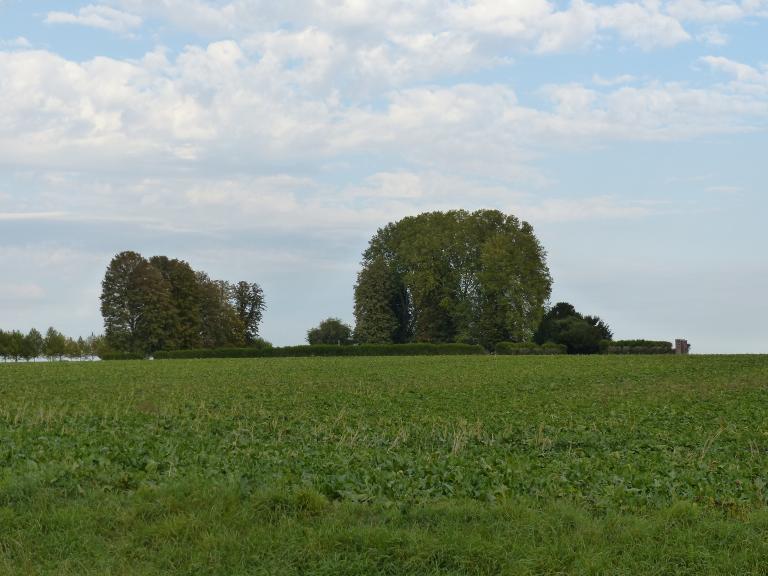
[354,210,552,348]
[100,252,265,354]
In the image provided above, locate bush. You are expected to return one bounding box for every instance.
[154,343,486,360]
[307,318,353,345]
[601,340,673,355]
[99,352,146,361]
[249,337,273,350]
[495,342,567,355]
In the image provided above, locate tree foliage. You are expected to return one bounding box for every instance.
[307,318,353,345]
[100,251,265,354]
[354,210,552,349]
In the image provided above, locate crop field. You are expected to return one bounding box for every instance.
[2,355,768,575]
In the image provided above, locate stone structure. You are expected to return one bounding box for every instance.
[675,339,690,355]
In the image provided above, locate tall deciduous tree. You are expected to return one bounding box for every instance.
[230,281,266,345]
[100,251,148,353]
[353,256,409,344]
[196,274,245,348]
[354,210,552,348]
[100,252,175,354]
[149,256,203,350]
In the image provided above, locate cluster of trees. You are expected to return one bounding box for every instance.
[534,302,613,354]
[1,211,620,361]
[353,210,552,349]
[101,252,265,355]
[0,328,104,362]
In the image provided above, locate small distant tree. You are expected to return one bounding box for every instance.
[6,331,24,362]
[0,330,8,361]
[307,318,353,345]
[44,327,68,361]
[87,334,111,359]
[22,328,44,361]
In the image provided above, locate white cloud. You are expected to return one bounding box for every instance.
[513,196,656,222]
[598,1,691,48]
[0,37,32,49]
[0,212,69,221]
[593,73,638,86]
[105,0,719,56]
[45,5,142,35]
[705,184,743,193]
[665,0,768,22]
[1,46,766,194]
[0,282,45,301]
[666,0,746,22]
[701,55,767,83]
[696,26,729,44]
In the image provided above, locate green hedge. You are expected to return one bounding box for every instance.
[495,342,567,355]
[154,343,486,360]
[99,352,146,361]
[600,340,673,355]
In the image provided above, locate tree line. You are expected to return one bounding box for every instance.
[100,252,265,355]
[0,328,105,362]
[2,209,618,360]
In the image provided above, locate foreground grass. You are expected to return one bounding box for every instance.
[2,355,768,574]
[4,483,768,575]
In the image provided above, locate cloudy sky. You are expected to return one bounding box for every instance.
[1,0,766,352]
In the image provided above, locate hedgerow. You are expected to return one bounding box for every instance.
[99,352,146,361]
[153,343,486,359]
[495,342,567,355]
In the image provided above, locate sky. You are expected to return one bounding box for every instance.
[0,0,766,353]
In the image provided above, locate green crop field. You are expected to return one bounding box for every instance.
[2,355,768,575]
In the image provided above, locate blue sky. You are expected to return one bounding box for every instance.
[1,0,767,352]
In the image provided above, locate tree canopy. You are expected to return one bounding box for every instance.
[100,252,265,355]
[354,210,552,349]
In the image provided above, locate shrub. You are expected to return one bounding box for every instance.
[99,352,146,361]
[601,340,673,355]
